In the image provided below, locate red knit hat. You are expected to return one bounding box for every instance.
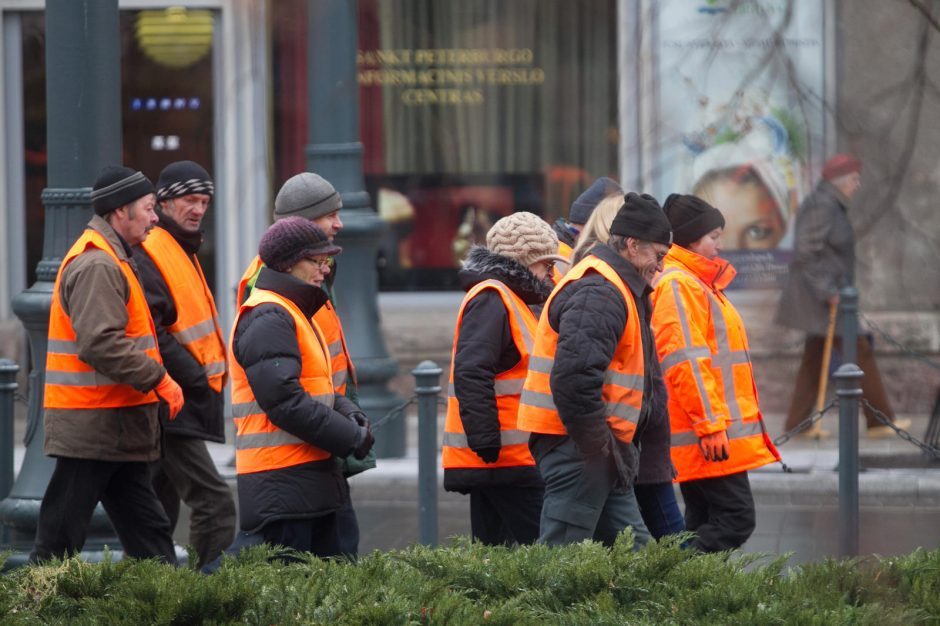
[821,154,862,182]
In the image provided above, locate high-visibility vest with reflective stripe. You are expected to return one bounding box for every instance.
[45,229,161,409]
[552,241,574,283]
[237,254,355,394]
[651,245,779,482]
[229,287,336,474]
[442,280,538,470]
[518,255,645,444]
[140,226,227,392]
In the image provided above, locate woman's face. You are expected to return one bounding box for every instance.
[688,227,723,260]
[288,255,331,288]
[702,179,784,250]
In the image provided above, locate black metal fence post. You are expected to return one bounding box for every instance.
[412,360,442,547]
[834,362,863,557]
[0,359,18,503]
[839,286,859,366]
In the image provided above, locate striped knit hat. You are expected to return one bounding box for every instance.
[156,160,214,201]
[91,165,155,216]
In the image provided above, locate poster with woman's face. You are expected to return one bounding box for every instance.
[651,0,829,288]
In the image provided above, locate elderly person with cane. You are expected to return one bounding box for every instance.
[775,155,910,438]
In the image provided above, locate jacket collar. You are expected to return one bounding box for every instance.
[664,245,736,291]
[552,218,578,248]
[156,207,204,255]
[588,243,651,299]
[88,214,133,261]
[458,246,553,305]
[255,266,329,319]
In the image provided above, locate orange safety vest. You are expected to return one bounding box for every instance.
[442,279,538,470]
[140,226,227,392]
[229,287,336,474]
[650,245,779,482]
[552,240,574,283]
[518,255,645,444]
[237,255,356,394]
[45,229,161,409]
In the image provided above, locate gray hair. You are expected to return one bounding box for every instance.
[607,234,629,253]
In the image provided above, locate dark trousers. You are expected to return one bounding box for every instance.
[259,514,342,559]
[634,482,685,540]
[32,457,177,564]
[784,335,896,431]
[468,485,543,546]
[679,471,755,552]
[152,434,236,568]
[334,489,360,557]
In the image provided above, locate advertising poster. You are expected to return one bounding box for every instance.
[652,0,829,288]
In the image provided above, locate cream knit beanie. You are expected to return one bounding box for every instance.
[485,212,567,268]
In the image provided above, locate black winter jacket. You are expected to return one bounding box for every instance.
[133,213,224,442]
[231,267,366,531]
[539,244,662,487]
[444,247,551,494]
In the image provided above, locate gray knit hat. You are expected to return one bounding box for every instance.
[274,172,342,221]
[485,212,567,268]
[90,165,155,216]
[259,216,342,272]
[570,177,623,225]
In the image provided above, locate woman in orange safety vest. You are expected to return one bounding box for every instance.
[651,194,780,552]
[443,212,565,545]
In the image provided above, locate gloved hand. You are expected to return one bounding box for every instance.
[699,430,730,462]
[474,446,500,464]
[353,423,375,460]
[348,411,370,429]
[154,373,184,420]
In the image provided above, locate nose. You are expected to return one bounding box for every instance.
[333,214,343,231]
[322,263,331,276]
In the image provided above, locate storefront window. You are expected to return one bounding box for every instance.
[19,7,216,289]
[271,0,619,290]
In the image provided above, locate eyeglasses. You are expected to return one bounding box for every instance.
[542,260,556,271]
[307,256,332,268]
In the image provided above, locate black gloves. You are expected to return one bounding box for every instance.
[473,446,500,464]
[348,411,374,459]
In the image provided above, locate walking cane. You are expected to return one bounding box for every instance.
[806,300,838,439]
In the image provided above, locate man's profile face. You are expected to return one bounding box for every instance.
[313,210,343,240]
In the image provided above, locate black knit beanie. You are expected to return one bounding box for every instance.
[156,160,215,201]
[90,165,155,216]
[609,192,673,246]
[569,177,623,225]
[259,216,342,272]
[663,193,725,248]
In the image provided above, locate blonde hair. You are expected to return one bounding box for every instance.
[570,194,624,265]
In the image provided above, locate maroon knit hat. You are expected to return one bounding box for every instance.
[258,216,342,272]
[822,154,862,182]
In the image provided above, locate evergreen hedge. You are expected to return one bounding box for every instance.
[2,535,939,624]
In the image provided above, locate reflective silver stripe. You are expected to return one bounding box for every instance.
[203,360,226,377]
[603,370,643,391]
[475,279,535,353]
[670,280,719,424]
[606,401,641,422]
[333,370,348,388]
[519,388,556,410]
[705,290,747,422]
[235,429,307,450]
[328,340,344,358]
[660,346,711,372]
[447,379,524,398]
[671,420,766,448]
[442,429,531,449]
[45,370,116,386]
[232,400,262,418]
[171,318,218,344]
[527,355,554,374]
[47,335,155,354]
[231,391,334,419]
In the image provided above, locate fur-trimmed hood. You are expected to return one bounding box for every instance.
[459,246,553,304]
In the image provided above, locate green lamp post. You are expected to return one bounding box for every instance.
[0,0,123,566]
[306,0,405,457]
